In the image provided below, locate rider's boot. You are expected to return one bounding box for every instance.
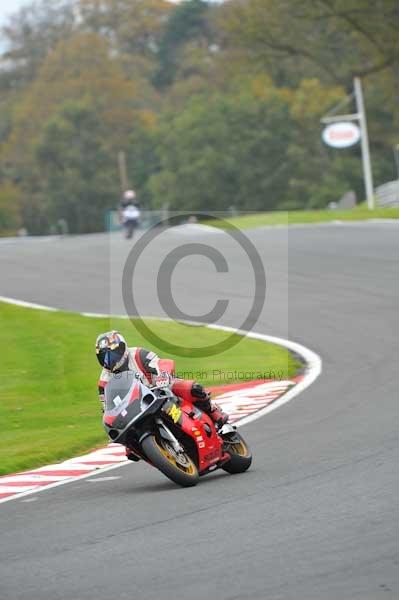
[191,383,229,428]
[208,403,229,428]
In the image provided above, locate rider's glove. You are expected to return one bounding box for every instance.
[191,383,211,412]
[191,383,209,400]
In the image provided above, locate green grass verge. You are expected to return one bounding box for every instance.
[209,206,399,230]
[0,301,301,475]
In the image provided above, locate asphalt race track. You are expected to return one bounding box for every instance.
[1,222,399,600]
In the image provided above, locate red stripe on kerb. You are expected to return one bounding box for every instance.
[78,461,119,466]
[0,481,54,487]
[209,379,272,395]
[22,469,92,477]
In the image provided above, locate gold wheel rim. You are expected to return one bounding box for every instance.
[229,440,249,457]
[156,439,197,476]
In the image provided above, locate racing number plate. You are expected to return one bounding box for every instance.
[155,371,170,388]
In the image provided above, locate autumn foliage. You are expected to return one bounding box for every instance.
[0,0,398,233]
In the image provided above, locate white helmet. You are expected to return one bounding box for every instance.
[123,190,136,200]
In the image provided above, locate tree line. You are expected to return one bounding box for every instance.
[0,0,398,234]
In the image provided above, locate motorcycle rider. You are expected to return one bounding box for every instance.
[119,190,140,239]
[95,331,229,460]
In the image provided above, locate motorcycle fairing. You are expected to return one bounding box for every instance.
[178,399,224,472]
[103,374,163,443]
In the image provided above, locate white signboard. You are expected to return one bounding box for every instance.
[322,122,361,148]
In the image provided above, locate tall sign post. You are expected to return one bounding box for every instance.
[321,77,375,210]
[394,144,399,180]
[354,77,374,210]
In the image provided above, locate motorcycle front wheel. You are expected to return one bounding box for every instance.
[221,431,252,474]
[142,434,199,487]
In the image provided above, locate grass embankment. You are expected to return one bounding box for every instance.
[210,206,399,230]
[0,302,300,475]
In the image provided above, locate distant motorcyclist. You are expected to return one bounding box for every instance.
[95,331,229,460]
[119,189,140,239]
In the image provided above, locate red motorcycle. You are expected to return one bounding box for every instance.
[103,371,252,487]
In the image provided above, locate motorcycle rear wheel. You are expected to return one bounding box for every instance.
[221,432,252,474]
[142,434,199,487]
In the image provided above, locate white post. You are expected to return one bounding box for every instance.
[354,77,374,209]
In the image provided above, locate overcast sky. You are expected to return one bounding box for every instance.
[0,0,215,25]
[0,0,184,25]
[0,0,223,28]
[0,0,31,25]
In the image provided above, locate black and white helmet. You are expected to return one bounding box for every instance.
[95,331,129,372]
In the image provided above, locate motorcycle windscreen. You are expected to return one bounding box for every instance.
[104,371,146,426]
